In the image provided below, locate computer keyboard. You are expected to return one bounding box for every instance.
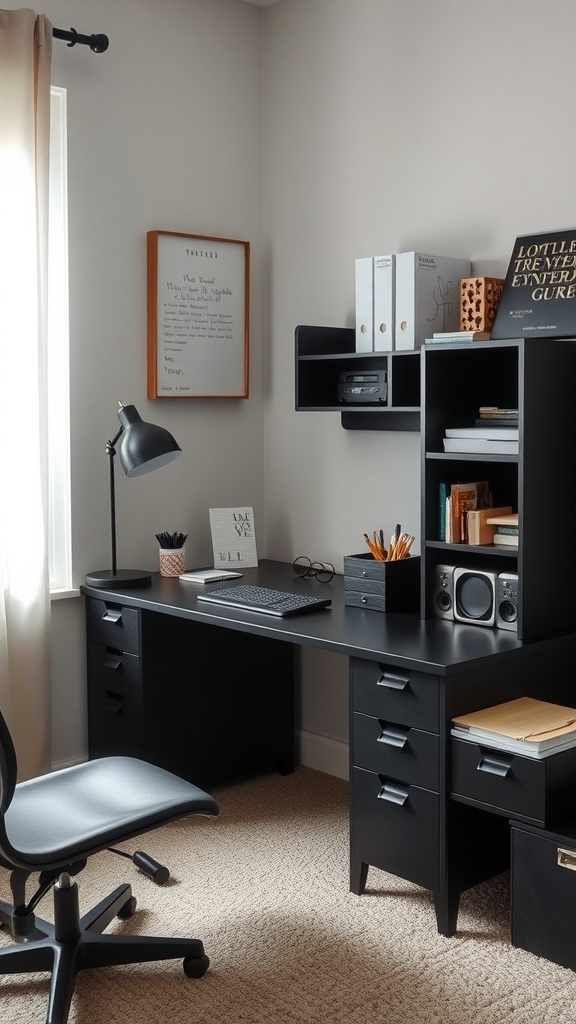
[197,583,331,617]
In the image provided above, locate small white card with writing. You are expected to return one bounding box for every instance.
[209,507,258,568]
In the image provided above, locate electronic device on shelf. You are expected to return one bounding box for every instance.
[337,370,387,404]
[197,584,331,617]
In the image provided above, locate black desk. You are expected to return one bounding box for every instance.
[81,560,576,937]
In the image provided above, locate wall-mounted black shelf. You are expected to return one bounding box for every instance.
[295,325,420,431]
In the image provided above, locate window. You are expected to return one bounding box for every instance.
[48,87,72,595]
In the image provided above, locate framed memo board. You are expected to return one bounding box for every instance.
[147,230,250,399]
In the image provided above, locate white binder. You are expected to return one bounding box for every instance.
[373,254,395,351]
[395,252,471,350]
[355,257,374,352]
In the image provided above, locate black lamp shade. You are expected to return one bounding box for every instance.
[117,405,181,477]
[85,403,182,590]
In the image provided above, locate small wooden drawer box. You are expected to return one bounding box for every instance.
[511,817,576,971]
[343,553,420,613]
[451,738,576,828]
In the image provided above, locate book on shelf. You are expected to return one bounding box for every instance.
[466,505,513,546]
[430,330,491,341]
[493,532,518,548]
[474,418,519,428]
[495,525,519,536]
[451,697,576,758]
[443,437,519,455]
[478,406,519,419]
[448,481,490,544]
[445,427,519,441]
[491,227,576,341]
[486,512,518,526]
[438,482,448,541]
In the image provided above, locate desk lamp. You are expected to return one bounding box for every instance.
[85,402,181,589]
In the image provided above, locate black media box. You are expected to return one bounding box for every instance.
[343,553,420,613]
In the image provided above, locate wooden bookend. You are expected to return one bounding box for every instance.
[460,277,505,332]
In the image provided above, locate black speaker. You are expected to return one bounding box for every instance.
[453,569,497,627]
[432,564,454,620]
[497,572,519,631]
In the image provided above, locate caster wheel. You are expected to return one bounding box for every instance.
[117,896,137,920]
[183,953,210,978]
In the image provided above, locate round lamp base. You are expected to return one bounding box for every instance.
[85,569,153,589]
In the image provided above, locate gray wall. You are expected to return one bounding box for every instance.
[8,0,574,775]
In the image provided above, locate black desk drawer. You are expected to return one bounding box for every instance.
[351,658,439,732]
[86,599,140,655]
[351,767,439,891]
[451,738,576,828]
[352,712,439,790]
[88,642,142,701]
[511,819,576,971]
[87,686,144,759]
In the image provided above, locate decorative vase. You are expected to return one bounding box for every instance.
[159,548,186,577]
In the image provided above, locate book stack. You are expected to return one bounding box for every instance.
[466,505,513,546]
[476,405,519,428]
[439,480,490,543]
[486,511,519,548]
[452,697,576,760]
[442,425,519,455]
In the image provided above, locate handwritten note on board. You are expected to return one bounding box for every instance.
[147,232,249,398]
[209,507,258,568]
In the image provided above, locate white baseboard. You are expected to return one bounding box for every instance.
[296,729,349,780]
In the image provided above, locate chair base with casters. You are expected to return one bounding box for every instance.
[0,735,220,1024]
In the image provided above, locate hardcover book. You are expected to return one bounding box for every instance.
[491,228,576,340]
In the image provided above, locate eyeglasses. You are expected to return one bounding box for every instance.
[292,556,335,584]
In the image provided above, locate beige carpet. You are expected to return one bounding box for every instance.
[1,766,575,1023]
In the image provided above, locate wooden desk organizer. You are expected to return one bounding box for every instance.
[343,553,420,612]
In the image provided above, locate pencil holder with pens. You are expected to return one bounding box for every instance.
[343,552,421,613]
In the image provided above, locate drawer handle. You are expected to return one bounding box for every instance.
[377,671,409,691]
[558,847,576,871]
[105,691,124,715]
[377,781,409,806]
[102,608,122,623]
[104,656,122,670]
[377,725,409,748]
[477,753,512,777]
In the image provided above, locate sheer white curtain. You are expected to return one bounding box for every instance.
[0,8,53,780]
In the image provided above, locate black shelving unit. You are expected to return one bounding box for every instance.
[420,337,576,640]
[295,325,420,430]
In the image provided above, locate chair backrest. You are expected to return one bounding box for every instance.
[0,709,18,814]
[0,709,19,865]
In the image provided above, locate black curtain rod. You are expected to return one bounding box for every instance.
[52,26,109,53]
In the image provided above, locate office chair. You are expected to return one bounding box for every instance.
[0,709,219,1024]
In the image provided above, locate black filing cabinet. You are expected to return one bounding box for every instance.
[511,818,576,971]
[87,598,145,759]
[349,657,441,894]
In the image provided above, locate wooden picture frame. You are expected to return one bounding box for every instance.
[147,230,250,399]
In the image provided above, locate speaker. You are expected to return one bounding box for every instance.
[497,572,519,631]
[453,568,497,627]
[432,564,455,620]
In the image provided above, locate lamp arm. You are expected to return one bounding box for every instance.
[105,435,122,576]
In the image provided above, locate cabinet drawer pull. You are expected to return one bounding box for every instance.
[558,847,576,871]
[377,671,408,691]
[477,753,512,777]
[105,656,122,670]
[377,781,409,806]
[377,725,409,748]
[102,608,122,623]
[105,691,124,715]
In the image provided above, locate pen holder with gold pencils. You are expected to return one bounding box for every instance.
[343,552,420,613]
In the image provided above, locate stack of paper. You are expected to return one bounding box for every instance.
[451,697,576,759]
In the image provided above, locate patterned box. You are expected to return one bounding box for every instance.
[460,277,504,332]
